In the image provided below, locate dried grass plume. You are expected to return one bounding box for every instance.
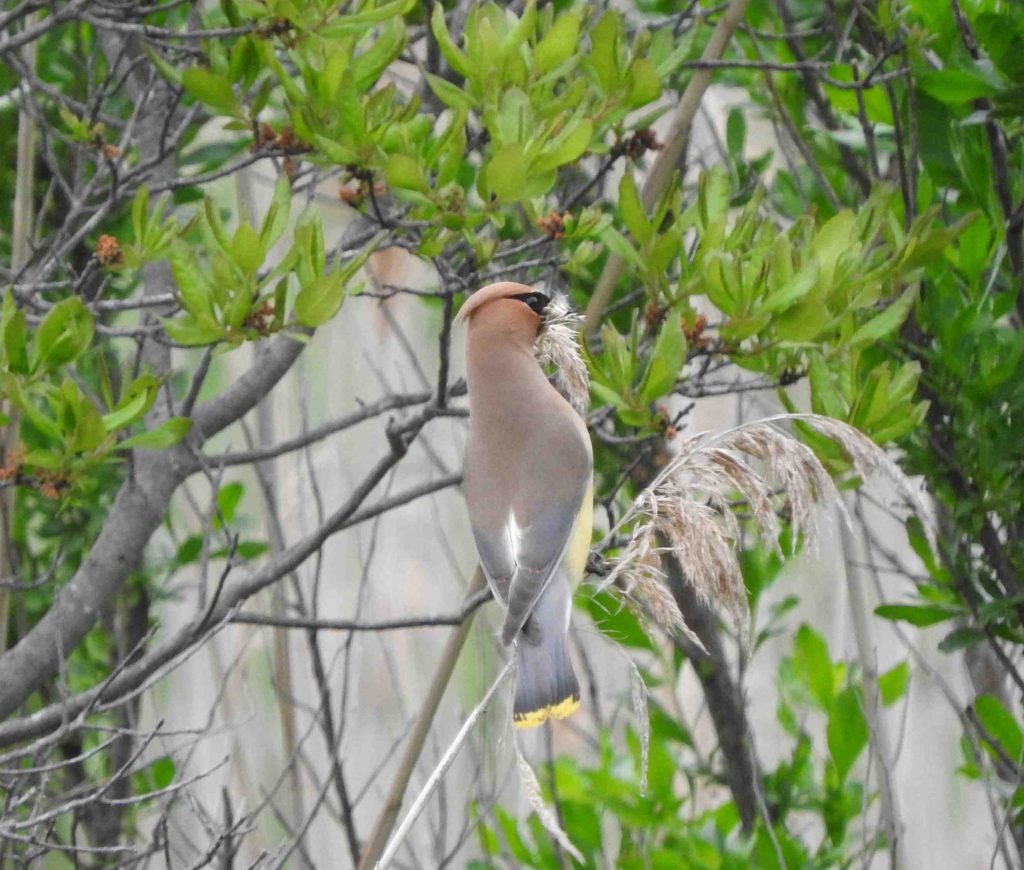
[535,294,590,416]
[515,745,584,863]
[600,413,928,644]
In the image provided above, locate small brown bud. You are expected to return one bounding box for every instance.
[0,443,26,481]
[643,302,665,330]
[536,210,567,240]
[683,312,712,349]
[339,184,363,205]
[96,234,123,266]
[254,122,277,150]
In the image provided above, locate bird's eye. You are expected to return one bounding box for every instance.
[512,292,551,315]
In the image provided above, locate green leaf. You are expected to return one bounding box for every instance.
[589,12,620,93]
[599,226,644,269]
[181,68,238,115]
[2,290,28,375]
[904,517,938,583]
[975,695,1024,762]
[424,72,474,111]
[808,357,846,419]
[336,70,366,140]
[170,246,215,321]
[220,0,240,26]
[531,118,592,174]
[102,387,153,432]
[793,625,834,709]
[230,37,260,90]
[849,288,917,347]
[150,757,176,790]
[260,174,292,252]
[294,273,346,328]
[319,0,415,35]
[484,143,528,202]
[120,416,192,450]
[627,57,661,108]
[504,0,536,54]
[874,603,957,627]
[69,388,107,453]
[0,375,49,439]
[203,198,231,253]
[726,107,746,156]
[163,315,224,346]
[143,45,183,86]
[579,590,652,651]
[827,686,869,781]
[353,19,406,92]
[878,661,909,706]
[385,153,429,193]
[535,11,580,74]
[321,48,350,103]
[618,173,652,245]
[33,297,94,372]
[938,627,984,653]
[639,315,686,402]
[230,223,265,273]
[763,261,819,313]
[236,540,268,559]
[311,134,356,166]
[216,481,245,527]
[430,3,471,78]
[917,69,997,105]
[176,536,202,565]
[223,280,251,330]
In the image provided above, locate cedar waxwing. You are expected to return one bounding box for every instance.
[459,282,593,728]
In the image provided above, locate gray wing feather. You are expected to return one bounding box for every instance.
[499,480,588,644]
[498,413,591,644]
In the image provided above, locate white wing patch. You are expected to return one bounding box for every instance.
[505,512,525,564]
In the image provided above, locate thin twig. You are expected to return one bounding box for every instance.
[231,588,492,632]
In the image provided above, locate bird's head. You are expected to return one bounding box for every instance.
[456,282,551,341]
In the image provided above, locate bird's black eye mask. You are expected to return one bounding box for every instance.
[511,292,551,316]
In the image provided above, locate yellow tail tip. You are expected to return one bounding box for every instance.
[513,695,580,729]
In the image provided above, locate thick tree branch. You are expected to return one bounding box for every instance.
[663,553,761,832]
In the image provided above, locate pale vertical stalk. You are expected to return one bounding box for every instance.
[375,654,515,869]
[256,380,305,827]
[839,500,909,869]
[583,0,754,333]
[1,19,38,653]
[358,567,487,869]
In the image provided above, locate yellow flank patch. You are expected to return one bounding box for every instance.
[513,695,580,729]
[565,478,594,587]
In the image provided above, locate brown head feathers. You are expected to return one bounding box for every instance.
[456,281,551,325]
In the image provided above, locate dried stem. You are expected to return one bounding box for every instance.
[372,597,507,867]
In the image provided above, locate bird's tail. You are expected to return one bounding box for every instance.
[512,581,579,729]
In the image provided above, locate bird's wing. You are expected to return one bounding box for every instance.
[499,418,592,645]
[464,441,517,605]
